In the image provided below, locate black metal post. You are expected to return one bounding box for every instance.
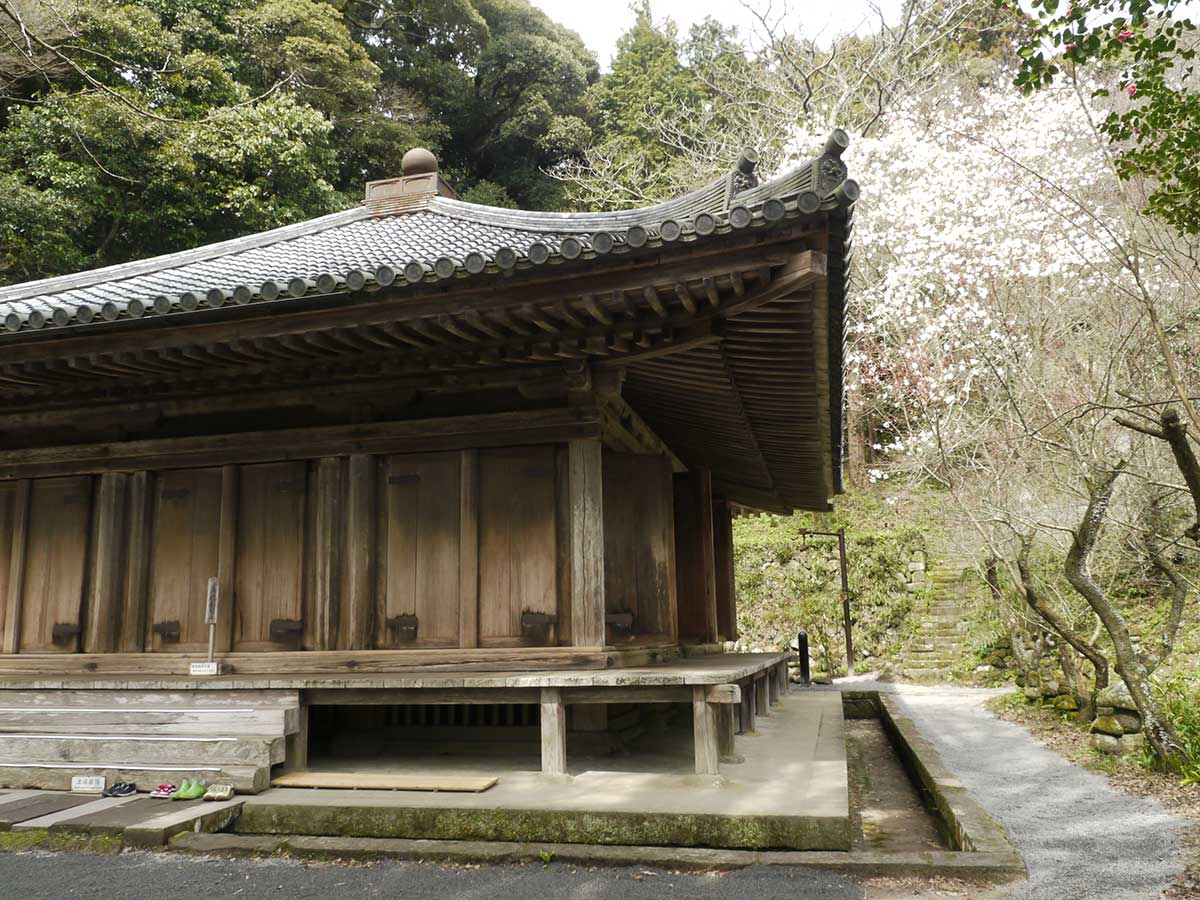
[796,630,811,686]
[838,528,854,676]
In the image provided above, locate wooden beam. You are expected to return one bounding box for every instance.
[2,480,30,654]
[540,687,567,775]
[83,473,128,654]
[458,449,479,650]
[567,440,605,648]
[0,408,602,479]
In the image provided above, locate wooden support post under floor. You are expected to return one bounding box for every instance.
[738,678,755,734]
[767,666,780,707]
[692,685,719,775]
[715,704,736,762]
[754,673,769,717]
[540,687,567,775]
[285,704,309,772]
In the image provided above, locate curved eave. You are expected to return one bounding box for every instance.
[0,150,857,341]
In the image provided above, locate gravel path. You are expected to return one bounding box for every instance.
[875,682,1183,899]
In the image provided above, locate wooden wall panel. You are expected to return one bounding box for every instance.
[673,468,718,643]
[146,467,222,652]
[602,453,676,640]
[479,446,557,645]
[19,475,93,653]
[234,461,307,650]
[0,482,19,642]
[379,452,461,648]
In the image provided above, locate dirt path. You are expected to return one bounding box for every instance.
[867,682,1184,899]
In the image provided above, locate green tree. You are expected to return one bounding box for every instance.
[1006,0,1200,233]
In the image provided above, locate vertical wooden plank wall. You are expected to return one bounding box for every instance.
[602,452,676,640]
[673,468,719,643]
[567,440,605,647]
[712,498,738,642]
[0,441,613,656]
[478,446,559,646]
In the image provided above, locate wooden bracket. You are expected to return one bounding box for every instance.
[269,618,304,644]
[386,614,419,643]
[51,623,81,645]
[150,620,181,642]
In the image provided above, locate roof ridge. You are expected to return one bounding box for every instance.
[0,206,369,306]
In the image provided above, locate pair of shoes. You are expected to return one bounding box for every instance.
[170,778,208,800]
[102,782,137,798]
[203,783,234,801]
[149,784,175,799]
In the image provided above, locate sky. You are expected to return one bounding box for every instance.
[529,0,906,69]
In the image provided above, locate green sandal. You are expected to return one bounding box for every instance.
[171,778,207,800]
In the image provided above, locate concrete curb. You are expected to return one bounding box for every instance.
[169,831,1026,880]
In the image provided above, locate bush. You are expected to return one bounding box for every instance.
[732,492,925,674]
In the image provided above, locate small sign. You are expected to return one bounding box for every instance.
[190,661,220,676]
[71,775,105,794]
[204,577,219,625]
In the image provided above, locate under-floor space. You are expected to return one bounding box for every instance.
[242,691,852,850]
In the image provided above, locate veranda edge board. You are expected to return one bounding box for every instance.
[0,646,611,677]
[270,771,498,793]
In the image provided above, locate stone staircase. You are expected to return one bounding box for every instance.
[0,689,300,794]
[899,550,976,681]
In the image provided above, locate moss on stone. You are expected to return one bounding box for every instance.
[234,804,850,851]
[0,828,122,855]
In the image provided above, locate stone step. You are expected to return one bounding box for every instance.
[0,734,284,767]
[0,762,268,794]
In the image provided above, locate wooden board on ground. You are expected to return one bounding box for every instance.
[270,771,498,793]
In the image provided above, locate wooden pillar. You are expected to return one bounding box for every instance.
[754,673,769,717]
[738,678,754,734]
[2,480,30,654]
[312,458,341,650]
[84,473,128,654]
[768,667,780,706]
[540,687,567,775]
[567,440,605,647]
[217,465,238,652]
[716,705,736,762]
[341,454,374,650]
[673,469,718,642]
[119,471,152,653]
[458,449,479,649]
[712,498,737,642]
[692,685,719,775]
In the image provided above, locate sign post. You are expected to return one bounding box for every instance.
[189,577,221,677]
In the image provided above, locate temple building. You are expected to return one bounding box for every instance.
[0,133,855,796]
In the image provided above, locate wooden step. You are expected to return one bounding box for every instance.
[0,734,284,767]
[0,762,268,794]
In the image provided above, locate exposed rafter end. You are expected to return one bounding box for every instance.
[712,480,791,516]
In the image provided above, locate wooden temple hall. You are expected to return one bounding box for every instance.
[0,134,854,793]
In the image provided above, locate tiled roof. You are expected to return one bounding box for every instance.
[0,132,857,337]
